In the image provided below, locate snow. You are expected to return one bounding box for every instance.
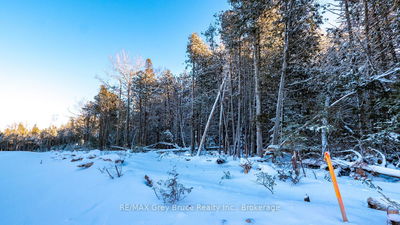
[99,153,122,162]
[0,150,399,225]
[85,150,101,158]
[388,214,400,222]
[258,164,277,175]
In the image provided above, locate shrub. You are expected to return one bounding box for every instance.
[219,171,231,184]
[153,168,193,204]
[256,172,276,194]
[99,164,123,179]
[323,173,331,182]
[277,169,301,184]
[240,160,253,174]
[362,178,382,191]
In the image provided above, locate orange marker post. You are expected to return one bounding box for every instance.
[324,152,349,222]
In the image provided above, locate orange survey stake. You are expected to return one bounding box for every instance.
[324,152,349,222]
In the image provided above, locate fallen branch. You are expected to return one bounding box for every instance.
[109,146,131,151]
[369,147,386,167]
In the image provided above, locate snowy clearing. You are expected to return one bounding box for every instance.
[0,150,399,225]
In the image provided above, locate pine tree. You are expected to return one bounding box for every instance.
[94,85,119,149]
[187,33,212,154]
[30,124,40,136]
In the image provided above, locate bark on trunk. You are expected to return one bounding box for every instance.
[271,9,290,146]
[321,96,330,156]
[191,63,196,154]
[344,0,354,47]
[254,34,263,156]
[125,82,131,147]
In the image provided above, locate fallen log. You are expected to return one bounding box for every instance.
[367,198,400,225]
[77,162,94,168]
[331,150,400,179]
[364,165,400,179]
[71,157,83,162]
[144,142,180,150]
[367,197,388,211]
[109,146,131,151]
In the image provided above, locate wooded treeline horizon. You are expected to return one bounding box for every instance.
[1,0,399,159]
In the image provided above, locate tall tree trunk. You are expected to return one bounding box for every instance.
[178,90,186,148]
[99,116,104,149]
[191,63,196,154]
[321,96,330,156]
[271,8,290,146]
[254,33,263,156]
[125,84,131,147]
[363,0,373,74]
[223,107,229,154]
[229,58,235,155]
[143,102,148,145]
[371,1,387,69]
[381,4,398,64]
[235,46,242,158]
[250,91,255,156]
[218,86,225,154]
[138,97,143,145]
[196,73,228,156]
[357,92,366,154]
[344,0,354,47]
[115,80,122,146]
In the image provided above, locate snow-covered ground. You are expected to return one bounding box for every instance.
[0,150,398,225]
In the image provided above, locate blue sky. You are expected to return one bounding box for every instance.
[0,0,229,129]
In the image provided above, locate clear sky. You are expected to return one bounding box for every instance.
[0,0,230,130]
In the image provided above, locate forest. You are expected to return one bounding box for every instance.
[0,0,399,164]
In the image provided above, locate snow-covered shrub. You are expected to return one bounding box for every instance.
[240,160,253,174]
[99,164,123,179]
[153,168,193,204]
[219,171,231,184]
[256,172,276,194]
[277,169,300,184]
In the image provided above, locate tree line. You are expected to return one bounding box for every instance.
[1,0,398,159]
